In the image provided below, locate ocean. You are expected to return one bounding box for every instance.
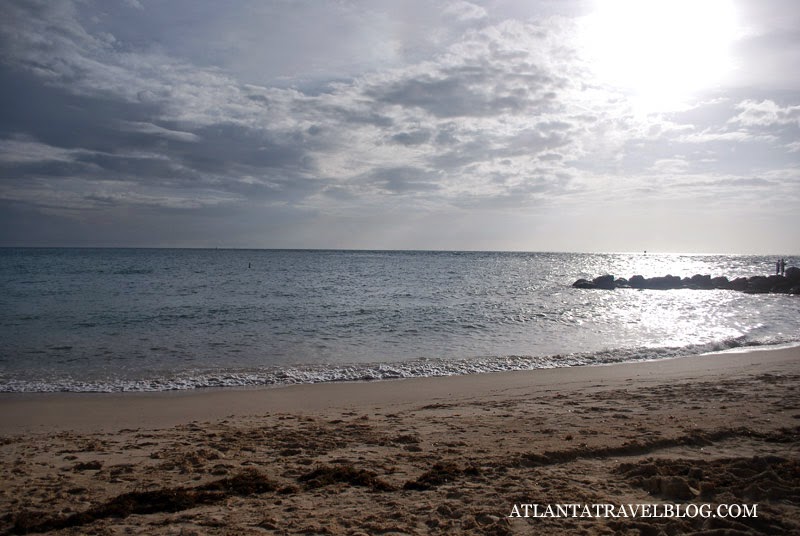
[1,248,798,392]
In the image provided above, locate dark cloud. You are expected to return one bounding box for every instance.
[177,123,315,175]
[389,129,432,146]
[429,138,496,169]
[0,66,162,152]
[370,73,551,118]
[363,166,441,195]
[318,103,395,127]
[0,62,323,206]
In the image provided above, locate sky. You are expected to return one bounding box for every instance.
[0,0,798,253]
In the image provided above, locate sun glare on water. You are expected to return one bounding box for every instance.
[579,0,739,111]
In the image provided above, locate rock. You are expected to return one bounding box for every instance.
[645,275,682,290]
[770,276,792,293]
[572,271,799,295]
[645,276,666,289]
[690,274,713,289]
[746,276,771,293]
[710,276,730,289]
[730,277,748,291]
[762,275,789,293]
[592,274,615,290]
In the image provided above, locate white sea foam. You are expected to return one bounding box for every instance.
[1,336,796,393]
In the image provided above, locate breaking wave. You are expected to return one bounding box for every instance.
[2,336,797,393]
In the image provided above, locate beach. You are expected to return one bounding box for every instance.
[3,0,800,533]
[1,346,798,535]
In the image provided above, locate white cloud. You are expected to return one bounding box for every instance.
[119,121,201,142]
[730,99,800,127]
[680,130,777,143]
[443,1,487,22]
[0,137,78,163]
[650,158,690,174]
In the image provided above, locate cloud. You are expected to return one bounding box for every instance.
[369,70,551,119]
[0,137,78,164]
[0,0,798,251]
[119,122,201,143]
[389,129,433,146]
[730,99,800,127]
[443,1,487,22]
[680,130,776,143]
[650,158,690,174]
[729,0,800,90]
[365,166,441,195]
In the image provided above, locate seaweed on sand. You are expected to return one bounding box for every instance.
[7,470,279,535]
[298,463,396,492]
[403,462,480,491]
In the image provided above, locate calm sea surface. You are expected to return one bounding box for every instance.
[1,248,798,392]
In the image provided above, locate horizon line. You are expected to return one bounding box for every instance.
[1,246,797,257]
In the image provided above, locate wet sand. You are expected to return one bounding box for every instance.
[1,346,798,535]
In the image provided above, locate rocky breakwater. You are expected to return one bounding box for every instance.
[573,266,800,295]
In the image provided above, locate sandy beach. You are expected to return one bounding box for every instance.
[1,346,798,535]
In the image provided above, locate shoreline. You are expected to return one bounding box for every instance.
[8,338,797,395]
[1,344,798,435]
[1,344,798,534]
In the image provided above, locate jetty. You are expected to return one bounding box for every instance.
[573,266,800,294]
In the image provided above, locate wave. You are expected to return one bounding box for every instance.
[2,335,798,393]
[112,268,154,275]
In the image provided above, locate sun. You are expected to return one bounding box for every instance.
[579,0,739,110]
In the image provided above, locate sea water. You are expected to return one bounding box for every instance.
[1,248,798,392]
